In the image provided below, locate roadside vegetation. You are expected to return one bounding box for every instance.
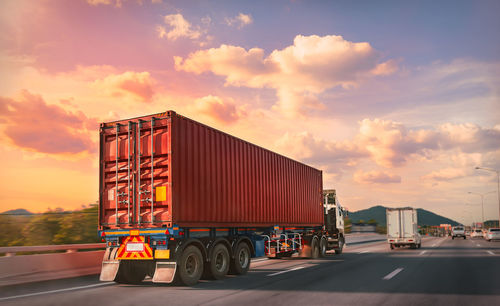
[0,204,100,247]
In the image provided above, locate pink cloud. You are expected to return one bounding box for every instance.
[175,35,396,116]
[93,71,156,102]
[421,168,467,182]
[353,170,401,184]
[0,91,96,155]
[194,95,245,124]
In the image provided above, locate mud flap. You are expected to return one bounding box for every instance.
[100,247,119,281]
[100,260,120,281]
[152,261,177,283]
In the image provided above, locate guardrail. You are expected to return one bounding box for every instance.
[0,243,106,257]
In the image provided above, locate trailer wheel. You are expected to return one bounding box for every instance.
[115,261,147,284]
[206,243,230,280]
[177,245,203,286]
[229,242,251,275]
[319,237,327,257]
[390,243,394,250]
[311,237,320,258]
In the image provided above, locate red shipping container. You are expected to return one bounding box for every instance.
[99,111,324,229]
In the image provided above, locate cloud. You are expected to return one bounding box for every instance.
[157,14,202,41]
[0,91,96,155]
[193,95,245,124]
[275,119,500,175]
[86,0,161,7]
[225,13,253,29]
[275,131,368,176]
[92,71,156,102]
[422,168,467,182]
[353,170,401,184]
[175,35,397,116]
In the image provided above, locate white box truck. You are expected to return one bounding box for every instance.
[386,207,421,249]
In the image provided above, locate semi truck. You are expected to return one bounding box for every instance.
[98,111,346,285]
[386,207,421,249]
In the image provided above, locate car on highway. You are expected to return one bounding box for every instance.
[485,228,500,241]
[470,229,483,239]
[451,226,466,239]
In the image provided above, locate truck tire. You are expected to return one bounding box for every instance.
[334,237,344,254]
[206,243,230,280]
[115,261,147,284]
[319,237,327,257]
[229,242,251,275]
[390,243,394,250]
[417,243,421,249]
[452,236,455,240]
[463,236,466,240]
[311,237,320,258]
[177,245,203,286]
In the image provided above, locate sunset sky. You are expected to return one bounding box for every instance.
[1,0,499,225]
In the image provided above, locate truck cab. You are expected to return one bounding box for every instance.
[323,189,346,254]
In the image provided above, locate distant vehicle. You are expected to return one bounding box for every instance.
[470,229,483,239]
[485,228,500,241]
[451,226,466,239]
[386,207,421,249]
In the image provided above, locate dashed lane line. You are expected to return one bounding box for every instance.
[383,268,404,280]
[419,250,427,255]
[487,251,495,255]
[0,282,114,301]
[267,266,306,277]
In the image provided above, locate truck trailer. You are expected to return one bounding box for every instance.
[386,207,421,249]
[98,111,345,285]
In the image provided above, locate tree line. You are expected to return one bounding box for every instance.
[0,204,100,247]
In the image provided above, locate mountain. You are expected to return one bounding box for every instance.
[1,209,34,215]
[348,205,459,226]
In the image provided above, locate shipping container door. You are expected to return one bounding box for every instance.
[101,116,172,228]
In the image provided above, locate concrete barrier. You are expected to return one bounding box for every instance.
[0,245,105,287]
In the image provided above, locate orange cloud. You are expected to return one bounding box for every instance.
[175,35,396,116]
[194,95,245,124]
[0,91,96,155]
[353,170,401,184]
[93,71,156,102]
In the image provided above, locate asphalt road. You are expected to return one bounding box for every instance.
[1,237,499,306]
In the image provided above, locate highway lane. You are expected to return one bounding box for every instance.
[1,237,500,306]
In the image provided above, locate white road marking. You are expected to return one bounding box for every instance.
[431,244,436,247]
[0,282,114,301]
[419,250,427,255]
[487,251,495,255]
[358,250,370,254]
[252,257,269,263]
[383,268,404,280]
[476,244,481,247]
[267,266,305,276]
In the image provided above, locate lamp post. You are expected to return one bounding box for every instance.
[475,167,500,227]
[468,191,495,228]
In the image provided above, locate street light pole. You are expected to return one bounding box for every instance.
[468,191,496,228]
[476,167,500,228]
